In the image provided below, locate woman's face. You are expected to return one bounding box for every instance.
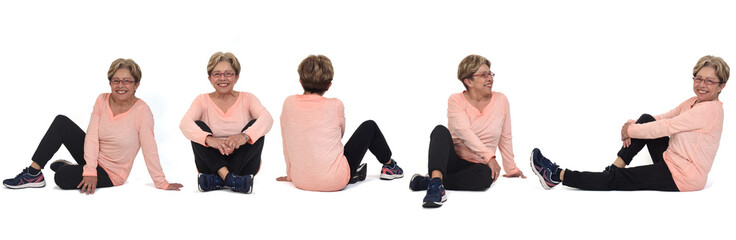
[209,61,239,94]
[693,66,726,103]
[464,64,494,95]
[109,68,138,102]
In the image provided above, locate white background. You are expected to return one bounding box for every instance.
[0,0,733,239]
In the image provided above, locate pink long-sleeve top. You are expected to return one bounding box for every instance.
[627,97,723,191]
[280,94,350,192]
[447,91,520,175]
[82,93,170,189]
[179,92,273,146]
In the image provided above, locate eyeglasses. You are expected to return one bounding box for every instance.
[110,78,136,85]
[473,71,495,79]
[211,71,236,78]
[693,77,721,85]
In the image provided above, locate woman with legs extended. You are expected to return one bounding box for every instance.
[180,52,273,194]
[409,54,526,208]
[531,55,728,192]
[3,58,183,194]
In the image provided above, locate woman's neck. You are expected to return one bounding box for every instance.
[211,91,237,99]
[465,89,491,102]
[110,95,137,107]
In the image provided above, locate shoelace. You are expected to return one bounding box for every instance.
[14,168,32,179]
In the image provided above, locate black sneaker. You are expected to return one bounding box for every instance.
[50,159,73,172]
[350,163,367,183]
[3,167,46,189]
[409,174,430,191]
[422,177,446,208]
[530,148,562,190]
[198,173,224,192]
[225,173,253,194]
[380,159,404,180]
[603,164,619,173]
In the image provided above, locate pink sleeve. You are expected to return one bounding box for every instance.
[280,97,292,180]
[337,99,345,137]
[82,94,104,177]
[447,95,494,164]
[242,93,273,144]
[654,98,691,120]
[498,96,519,175]
[137,105,170,190]
[628,103,714,139]
[179,96,210,146]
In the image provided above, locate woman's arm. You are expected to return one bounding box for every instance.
[242,93,273,144]
[179,96,210,146]
[82,94,104,179]
[138,104,174,190]
[628,103,716,139]
[498,98,524,178]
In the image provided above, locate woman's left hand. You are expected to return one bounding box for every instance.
[78,176,98,195]
[225,133,248,150]
[503,170,527,179]
[166,183,184,191]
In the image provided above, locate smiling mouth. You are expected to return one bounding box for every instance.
[697,89,709,94]
[217,82,230,87]
[116,90,128,94]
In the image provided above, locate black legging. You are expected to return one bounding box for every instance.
[427,125,493,190]
[562,114,679,191]
[191,120,264,176]
[343,120,392,178]
[31,115,114,189]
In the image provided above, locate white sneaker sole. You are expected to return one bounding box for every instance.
[380,173,404,180]
[4,181,46,189]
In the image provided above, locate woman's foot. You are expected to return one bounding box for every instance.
[530,148,562,190]
[3,167,46,189]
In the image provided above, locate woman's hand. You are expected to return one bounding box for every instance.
[276,176,291,182]
[78,176,98,195]
[621,122,632,140]
[166,183,184,191]
[225,133,248,150]
[487,156,501,182]
[503,170,527,179]
[206,136,234,155]
[621,122,632,148]
[622,138,632,148]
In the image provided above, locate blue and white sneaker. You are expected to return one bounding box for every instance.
[409,174,430,191]
[198,173,224,192]
[225,173,253,194]
[3,167,46,189]
[380,159,404,180]
[422,178,447,208]
[530,148,561,190]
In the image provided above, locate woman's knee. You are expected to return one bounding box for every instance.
[52,114,72,127]
[636,114,656,124]
[430,125,451,139]
[54,167,80,190]
[195,120,214,133]
[359,120,378,129]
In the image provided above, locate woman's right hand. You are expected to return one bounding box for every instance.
[206,136,233,155]
[622,138,632,148]
[78,176,98,195]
